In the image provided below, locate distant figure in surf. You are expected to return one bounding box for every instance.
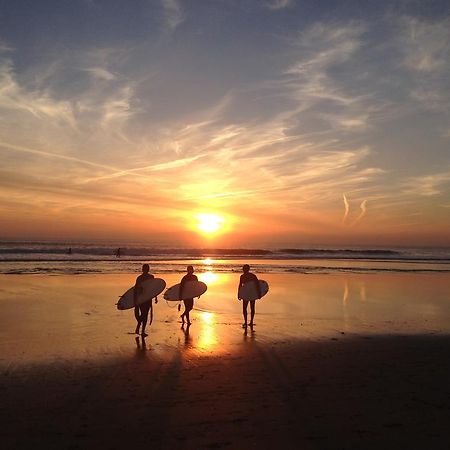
[115,248,122,258]
[238,264,261,329]
[67,247,72,255]
[134,264,158,336]
[179,265,198,326]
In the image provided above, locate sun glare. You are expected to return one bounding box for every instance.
[196,213,224,234]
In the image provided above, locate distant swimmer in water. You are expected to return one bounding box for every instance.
[134,264,157,336]
[238,264,261,329]
[179,266,198,326]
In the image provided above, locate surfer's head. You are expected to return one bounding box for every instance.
[187,265,194,274]
[142,263,150,273]
[242,264,250,273]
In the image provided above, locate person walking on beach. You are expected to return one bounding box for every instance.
[134,263,157,336]
[238,264,261,329]
[179,265,198,326]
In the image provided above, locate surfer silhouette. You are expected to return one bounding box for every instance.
[134,264,158,336]
[238,264,261,329]
[115,247,122,258]
[179,266,197,325]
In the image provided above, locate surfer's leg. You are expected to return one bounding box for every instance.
[185,298,193,325]
[181,300,186,323]
[242,300,248,327]
[134,306,141,334]
[149,305,153,326]
[140,303,150,336]
[249,301,255,327]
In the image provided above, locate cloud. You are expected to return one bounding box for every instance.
[402,171,450,197]
[392,15,450,111]
[0,39,13,53]
[83,67,116,81]
[266,0,294,10]
[0,59,75,127]
[161,0,184,32]
[399,16,450,73]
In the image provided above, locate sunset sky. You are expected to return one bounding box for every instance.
[0,0,449,246]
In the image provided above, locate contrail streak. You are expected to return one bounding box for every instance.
[351,199,367,226]
[82,154,207,183]
[0,141,119,171]
[342,194,349,224]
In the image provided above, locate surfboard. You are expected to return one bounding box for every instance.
[238,280,269,301]
[164,281,207,301]
[117,278,166,310]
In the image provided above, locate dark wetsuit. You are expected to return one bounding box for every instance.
[239,272,260,297]
[134,273,154,321]
[180,273,198,308]
[239,271,260,327]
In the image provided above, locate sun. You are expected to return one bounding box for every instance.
[196,213,224,234]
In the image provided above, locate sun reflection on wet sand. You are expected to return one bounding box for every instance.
[198,271,218,285]
[197,311,218,352]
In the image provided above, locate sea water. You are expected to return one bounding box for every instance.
[1,241,449,275]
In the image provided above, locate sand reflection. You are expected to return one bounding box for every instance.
[197,311,218,351]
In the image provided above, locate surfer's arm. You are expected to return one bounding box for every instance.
[237,276,244,299]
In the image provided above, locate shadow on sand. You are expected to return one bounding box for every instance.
[2,334,450,449]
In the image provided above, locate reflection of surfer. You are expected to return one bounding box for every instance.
[134,264,157,337]
[179,266,197,325]
[238,264,261,329]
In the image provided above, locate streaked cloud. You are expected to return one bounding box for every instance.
[266,0,295,10]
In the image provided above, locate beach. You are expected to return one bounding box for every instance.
[1,272,450,449]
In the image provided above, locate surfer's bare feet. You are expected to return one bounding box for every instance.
[141,332,148,337]
[242,323,247,328]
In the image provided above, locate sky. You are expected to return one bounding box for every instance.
[0,0,449,247]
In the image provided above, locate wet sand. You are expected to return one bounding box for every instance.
[1,273,450,449]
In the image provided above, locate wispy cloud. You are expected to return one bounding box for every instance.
[0,59,75,126]
[83,67,116,81]
[402,171,450,197]
[266,0,294,10]
[161,0,184,32]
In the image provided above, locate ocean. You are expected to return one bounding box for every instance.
[1,241,449,275]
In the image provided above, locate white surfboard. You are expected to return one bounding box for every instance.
[238,280,269,301]
[117,278,166,310]
[164,281,207,301]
